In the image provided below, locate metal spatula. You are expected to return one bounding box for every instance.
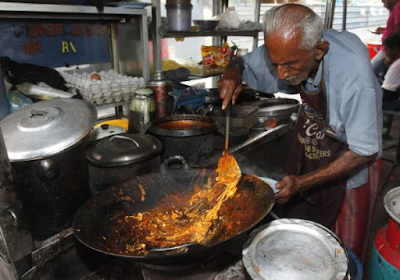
[225,102,232,153]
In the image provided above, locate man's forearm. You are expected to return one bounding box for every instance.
[298,150,377,191]
[227,57,245,73]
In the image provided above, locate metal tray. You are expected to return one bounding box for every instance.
[242,219,349,280]
[108,2,151,8]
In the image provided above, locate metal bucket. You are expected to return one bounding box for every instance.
[243,219,349,280]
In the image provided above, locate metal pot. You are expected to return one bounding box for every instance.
[86,134,163,195]
[148,115,218,164]
[251,98,300,131]
[73,156,275,266]
[0,99,97,241]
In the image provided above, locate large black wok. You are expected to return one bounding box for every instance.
[73,156,275,265]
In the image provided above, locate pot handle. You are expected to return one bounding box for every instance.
[147,242,207,257]
[160,155,191,173]
[109,135,140,147]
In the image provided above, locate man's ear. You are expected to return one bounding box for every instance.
[314,41,329,61]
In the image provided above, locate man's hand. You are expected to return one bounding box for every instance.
[217,59,244,110]
[375,27,385,34]
[275,175,303,203]
[274,150,377,204]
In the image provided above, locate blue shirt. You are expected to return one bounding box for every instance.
[242,29,383,189]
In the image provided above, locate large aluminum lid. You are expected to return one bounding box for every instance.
[86,134,163,166]
[384,186,400,223]
[0,99,97,162]
[242,219,349,280]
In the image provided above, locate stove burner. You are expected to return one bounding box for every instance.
[141,251,239,280]
[137,250,221,272]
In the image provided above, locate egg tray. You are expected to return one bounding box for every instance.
[60,69,146,105]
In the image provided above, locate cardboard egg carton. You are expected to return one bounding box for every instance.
[61,69,146,105]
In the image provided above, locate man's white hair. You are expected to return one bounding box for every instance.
[262,4,324,50]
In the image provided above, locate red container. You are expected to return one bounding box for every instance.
[375,186,400,268]
[367,41,382,60]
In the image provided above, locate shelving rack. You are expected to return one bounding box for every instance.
[151,0,262,73]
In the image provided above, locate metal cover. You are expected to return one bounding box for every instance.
[86,134,163,166]
[258,104,299,117]
[243,219,349,280]
[0,99,97,162]
[384,186,400,223]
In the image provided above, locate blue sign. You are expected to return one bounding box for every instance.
[0,19,110,68]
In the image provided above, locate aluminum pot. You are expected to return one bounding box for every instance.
[86,134,163,195]
[148,115,218,164]
[0,99,97,241]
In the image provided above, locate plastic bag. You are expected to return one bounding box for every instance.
[0,56,67,90]
[216,7,242,30]
[201,42,234,67]
[7,89,33,113]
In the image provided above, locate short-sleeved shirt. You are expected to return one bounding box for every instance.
[382,58,400,91]
[242,29,383,189]
[382,1,400,43]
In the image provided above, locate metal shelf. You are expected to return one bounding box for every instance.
[0,2,147,19]
[163,30,261,38]
[152,0,261,72]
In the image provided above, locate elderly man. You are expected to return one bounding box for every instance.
[218,4,382,261]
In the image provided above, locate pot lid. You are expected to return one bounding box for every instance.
[384,186,400,223]
[0,99,97,162]
[135,88,153,96]
[89,124,126,141]
[86,134,163,166]
[242,219,349,280]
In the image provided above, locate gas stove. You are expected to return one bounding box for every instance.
[84,234,252,280]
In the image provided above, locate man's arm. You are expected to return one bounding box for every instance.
[217,57,245,110]
[275,150,376,203]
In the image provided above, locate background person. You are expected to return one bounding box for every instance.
[382,32,400,111]
[218,3,382,262]
[371,0,400,77]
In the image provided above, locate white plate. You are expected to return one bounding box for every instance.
[258,177,279,193]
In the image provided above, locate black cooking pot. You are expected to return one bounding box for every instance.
[86,134,163,195]
[0,99,97,241]
[148,115,218,164]
[73,156,275,266]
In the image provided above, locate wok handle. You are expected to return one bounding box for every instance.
[147,242,207,257]
[160,155,191,172]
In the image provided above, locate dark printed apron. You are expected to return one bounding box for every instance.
[282,79,348,228]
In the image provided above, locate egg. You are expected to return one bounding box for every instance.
[91,73,101,81]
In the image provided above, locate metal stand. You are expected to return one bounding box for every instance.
[381,110,400,191]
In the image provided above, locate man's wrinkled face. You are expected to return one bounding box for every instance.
[264,31,318,86]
